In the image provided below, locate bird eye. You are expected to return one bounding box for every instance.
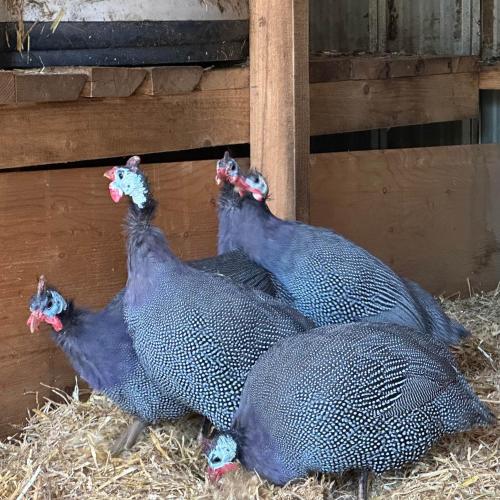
[47,300,53,309]
[211,456,221,463]
[118,171,124,180]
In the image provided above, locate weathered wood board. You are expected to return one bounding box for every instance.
[250,0,310,221]
[310,145,500,295]
[0,90,250,169]
[0,160,219,438]
[480,63,500,89]
[310,72,479,136]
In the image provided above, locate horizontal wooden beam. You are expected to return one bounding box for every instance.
[14,72,87,103]
[310,55,478,83]
[310,145,500,295]
[0,90,249,169]
[137,66,203,96]
[310,72,479,136]
[0,65,480,169]
[199,66,250,91]
[0,159,219,438]
[80,67,148,98]
[0,71,15,104]
[480,63,500,89]
[0,55,479,106]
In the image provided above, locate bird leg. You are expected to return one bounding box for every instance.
[109,418,147,456]
[357,470,370,500]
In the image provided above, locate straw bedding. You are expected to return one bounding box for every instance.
[1,291,498,499]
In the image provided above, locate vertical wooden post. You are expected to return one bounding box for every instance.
[249,0,310,221]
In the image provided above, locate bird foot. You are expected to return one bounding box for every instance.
[109,418,147,456]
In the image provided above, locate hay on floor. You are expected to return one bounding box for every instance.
[1,291,498,499]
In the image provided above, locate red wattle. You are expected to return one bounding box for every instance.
[45,315,63,332]
[207,462,239,482]
[109,186,123,203]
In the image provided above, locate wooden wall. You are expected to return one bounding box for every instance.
[0,160,219,438]
[2,145,500,437]
[310,145,500,294]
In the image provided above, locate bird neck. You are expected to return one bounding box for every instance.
[125,191,180,309]
[51,300,136,392]
[217,195,291,273]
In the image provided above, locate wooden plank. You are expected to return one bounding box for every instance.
[309,55,479,83]
[309,145,500,295]
[310,72,479,136]
[137,66,203,96]
[80,67,148,98]
[14,72,87,103]
[0,68,480,169]
[309,56,353,84]
[0,89,249,169]
[0,159,219,438]
[480,64,500,89]
[0,71,15,104]
[250,0,310,221]
[198,66,250,91]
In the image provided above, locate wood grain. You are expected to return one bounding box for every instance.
[310,55,478,83]
[0,71,15,104]
[310,145,500,295]
[250,0,310,221]
[15,73,87,103]
[137,67,203,96]
[310,72,479,136]
[0,67,479,169]
[199,67,250,90]
[480,64,500,89]
[0,159,219,438]
[0,90,250,169]
[81,67,147,98]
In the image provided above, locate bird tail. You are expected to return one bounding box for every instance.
[437,377,496,433]
[450,319,471,341]
[403,279,470,346]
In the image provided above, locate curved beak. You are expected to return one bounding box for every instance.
[104,167,117,181]
[27,310,43,334]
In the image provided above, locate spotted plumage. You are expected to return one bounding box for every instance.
[109,157,314,431]
[207,324,494,487]
[216,154,469,345]
[27,251,282,429]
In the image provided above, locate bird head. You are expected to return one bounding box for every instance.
[104,156,148,209]
[239,170,269,202]
[215,151,246,190]
[26,276,67,334]
[206,434,239,482]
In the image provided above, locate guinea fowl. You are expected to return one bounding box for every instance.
[205,324,495,499]
[104,156,314,431]
[26,252,280,453]
[215,154,469,346]
[27,276,188,455]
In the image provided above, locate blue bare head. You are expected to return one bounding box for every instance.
[27,275,68,333]
[206,433,239,482]
[104,156,149,209]
[240,170,269,202]
[215,151,243,187]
